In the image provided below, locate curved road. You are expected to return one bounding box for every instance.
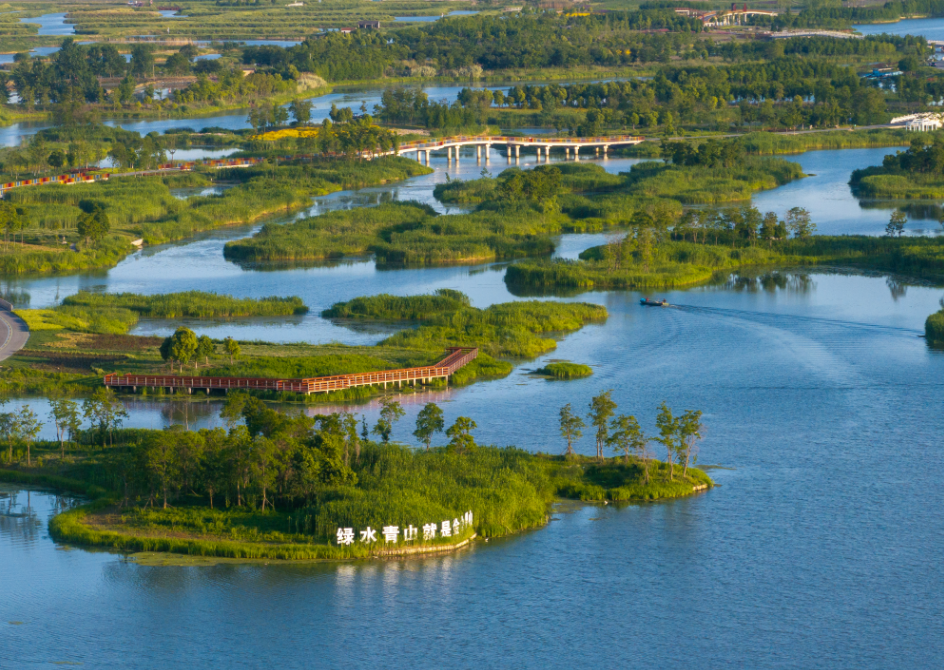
[0,301,29,362]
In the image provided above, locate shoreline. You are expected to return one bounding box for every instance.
[1,467,714,564]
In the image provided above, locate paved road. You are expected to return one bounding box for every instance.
[0,301,29,362]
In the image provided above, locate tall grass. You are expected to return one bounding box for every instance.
[536,362,593,379]
[224,201,559,266]
[62,291,308,318]
[34,442,712,561]
[324,292,609,359]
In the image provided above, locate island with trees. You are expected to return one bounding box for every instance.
[0,389,711,561]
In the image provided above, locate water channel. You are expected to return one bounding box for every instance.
[3,24,944,665]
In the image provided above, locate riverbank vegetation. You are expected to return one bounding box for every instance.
[0,153,430,275]
[536,362,593,379]
[17,291,307,336]
[2,290,606,399]
[851,136,944,199]
[0,393,710,560]
[506,212,944,292]
[226,158,803,267]
[927,303,944,345]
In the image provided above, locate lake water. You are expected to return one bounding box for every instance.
[19,12,74,36]
[855,16,944,39]
[2,264,943,667]
[393,10,480,22]
[3,129,944,665]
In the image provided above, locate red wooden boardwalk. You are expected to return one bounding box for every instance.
[104,347,478,395]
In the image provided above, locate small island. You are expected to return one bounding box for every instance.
[0,393,711,562]
[536,362,594,379]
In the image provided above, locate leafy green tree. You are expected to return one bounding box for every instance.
[558,403,585,457]
[373,396,404,443]
[224,336,241,364]
[446,416,477,455]
[588,390,617,461]
[196,335,215,367]
[49,398,80,461]
[886,209,907,237]
[677,409,704,475]
[0,201,25,247]
[16,406,41,466]
[608,414,652,482]
[250,435,278,511]
[342,412,361,465]
[76,202,110,246]
[82,387,128,449]
[130,44,154,79]
[289,98,312,126]
[160,327,198,371]
[760,212,780,248]
[413,402,445,451]
[145,430,181,509]
[786,207,816,239]
[655,401,679,480]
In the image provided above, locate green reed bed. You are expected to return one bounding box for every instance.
[535,362,593,379]
[62,291,308,319]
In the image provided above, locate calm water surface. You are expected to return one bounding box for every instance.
[2,269,943,668]
[2,140,944,667]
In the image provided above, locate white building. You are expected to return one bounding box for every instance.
[905,115,943,132]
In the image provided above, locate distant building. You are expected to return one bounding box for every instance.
[906,116,943,132]
[358,20,381,29]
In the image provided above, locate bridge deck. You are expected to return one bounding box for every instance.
[103,347,478,395]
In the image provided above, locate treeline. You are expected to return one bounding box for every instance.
[376,57,896,135]
[788,0,944,28]
[2,38,296,112]
[243,11,704,81]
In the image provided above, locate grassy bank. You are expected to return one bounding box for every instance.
[1,157,431,277]
[226,159,803,267]
[735,129,918,155]
[16,291,308,336]
[2,290,606,399]
[506,236,944,292]
[3,432,711,561]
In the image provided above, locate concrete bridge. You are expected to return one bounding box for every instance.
[388,135,644,165]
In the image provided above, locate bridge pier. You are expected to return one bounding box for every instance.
[574,147,580,161]
[514,145,520,159]
[565,147,570,159]
[536,147,542,161]
[425,150,430,165]
[603,145,608,159]
[476,145,481,160]
[485,145,491,163]
[447,147,453,162]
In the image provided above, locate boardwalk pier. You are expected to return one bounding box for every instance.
[104,347,478,396]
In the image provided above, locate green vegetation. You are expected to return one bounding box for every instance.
[1,393,710,561]
[851,136,944,199]
[228,159,803,268]
[536,362,593,379]
[507,213,944,292]
[223,201,559,266]
[2,291,606,399]
[17,291,307,336]
[62,291,308,318]
[927,304,944,345]
[0,155,430,276]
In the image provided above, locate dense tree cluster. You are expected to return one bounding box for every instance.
[879,136,944,173]
[244,11,703,81]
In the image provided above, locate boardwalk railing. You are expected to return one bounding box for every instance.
[0,158,264,195]
[104,347,478,396]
